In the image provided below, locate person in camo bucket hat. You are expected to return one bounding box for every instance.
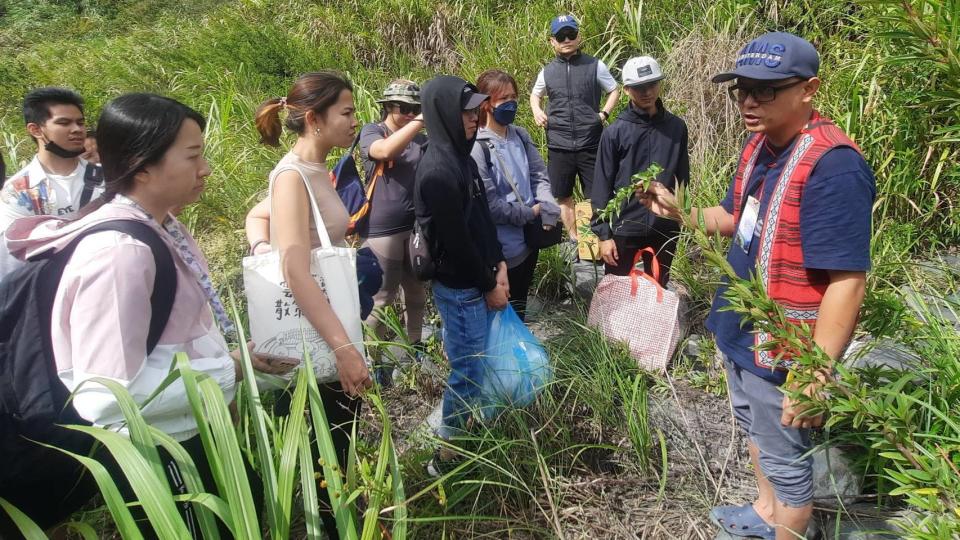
[361,79,430,387]
[376,80,421,106]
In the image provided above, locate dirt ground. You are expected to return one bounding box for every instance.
[374,349,757,540]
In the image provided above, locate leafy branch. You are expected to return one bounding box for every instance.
[596,164,664,226]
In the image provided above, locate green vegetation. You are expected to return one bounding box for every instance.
[595,163,663,225]
[1,0,958,538]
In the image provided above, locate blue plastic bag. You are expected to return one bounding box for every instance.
[481,305,552,409]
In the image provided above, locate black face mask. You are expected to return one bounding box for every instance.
[41,131,84,159]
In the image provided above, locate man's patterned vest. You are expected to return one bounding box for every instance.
[731,111,862,370]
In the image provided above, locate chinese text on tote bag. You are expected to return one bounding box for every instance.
[242,165,365,387]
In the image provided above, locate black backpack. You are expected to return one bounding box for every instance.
[0,220,176,486]
[77,163,104,209]
[408,218,436,281]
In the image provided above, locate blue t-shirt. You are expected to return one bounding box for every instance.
[705,139,876,384]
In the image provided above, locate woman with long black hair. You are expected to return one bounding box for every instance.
[2,93,284,537]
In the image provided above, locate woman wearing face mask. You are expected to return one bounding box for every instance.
[471,69,560,320]
[253,70,371,538]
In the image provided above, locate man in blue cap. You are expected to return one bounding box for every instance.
[642,32,875,539]
[530,14,620,243]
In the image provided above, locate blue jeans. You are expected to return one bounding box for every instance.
[432,281,489,440]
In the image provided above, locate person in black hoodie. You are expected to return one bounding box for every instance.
[591,56,689,285]
[414,75,509,471]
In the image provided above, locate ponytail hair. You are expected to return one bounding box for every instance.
[254,98,285,146]
[255,71,353,146]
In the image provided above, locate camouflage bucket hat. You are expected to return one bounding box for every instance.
[376,81,421,104]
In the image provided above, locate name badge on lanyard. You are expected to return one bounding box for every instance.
[735,196,761,252]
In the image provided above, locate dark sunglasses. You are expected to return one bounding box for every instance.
[727,79,806,104]
[390,102,421,115]
[554,29,579,42]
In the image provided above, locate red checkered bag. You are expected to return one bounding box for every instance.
[587,248,681,372]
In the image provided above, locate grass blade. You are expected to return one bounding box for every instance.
[299,428,323,540]
[64,426,190,539]
[175,353,260,538]
[275,369,311,540]
[148,427,223,539]
[44,443,146,540]
[228,290,284,535]
[0,497,46,539]
[64,521,99,540]
[302,347,359,540]
[80,377,166,486]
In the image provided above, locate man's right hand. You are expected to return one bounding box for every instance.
[638,181,682,221]
[485,284,509,311]
[533,110,548,128]
[599,239,618,266]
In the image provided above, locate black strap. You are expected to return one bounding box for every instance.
[38,220,177,355]
[78,163,103,209]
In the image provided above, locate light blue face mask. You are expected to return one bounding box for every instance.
[492,100,518,125]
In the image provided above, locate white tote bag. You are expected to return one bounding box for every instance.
[587,247,681,372]
[242,165,365,387]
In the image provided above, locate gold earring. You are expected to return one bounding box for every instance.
[314,127,321,136]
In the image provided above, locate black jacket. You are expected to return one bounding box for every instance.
[414,76,504,291]
[591,99,689,240]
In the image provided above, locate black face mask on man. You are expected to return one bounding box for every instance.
[41,131,84,159]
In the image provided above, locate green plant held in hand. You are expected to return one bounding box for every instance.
[597,164,664,227]
[669,180,960,537]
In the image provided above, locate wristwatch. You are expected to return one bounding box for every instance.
[600,110,610,120]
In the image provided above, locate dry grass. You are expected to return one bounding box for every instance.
[662,26,757,189]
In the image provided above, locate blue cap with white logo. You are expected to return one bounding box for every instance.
[550,14,579,36]
[712,32,819,83]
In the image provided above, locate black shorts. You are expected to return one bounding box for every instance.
[547,148,597,200]
[603,230,678,286]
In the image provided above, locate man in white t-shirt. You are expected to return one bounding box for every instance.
[0,88,104,230]
[530,14,620,241]
[0,88,103,277]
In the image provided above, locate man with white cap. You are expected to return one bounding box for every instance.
[642,32,876,539]
[591,56,688,283]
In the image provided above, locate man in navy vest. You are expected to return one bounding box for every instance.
[530,14,619,242]
[643,33,875,539]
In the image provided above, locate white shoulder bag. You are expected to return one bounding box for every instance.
[242,165,365,387]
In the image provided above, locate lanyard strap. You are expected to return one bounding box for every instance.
[485,140,525,203]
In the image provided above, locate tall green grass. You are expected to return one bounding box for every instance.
[0,305,409,539]
[1,0,959,537]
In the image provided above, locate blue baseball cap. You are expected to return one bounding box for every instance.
[550,14,579,36]
[712,32,819,83]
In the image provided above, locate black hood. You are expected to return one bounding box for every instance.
[421,75,477,157]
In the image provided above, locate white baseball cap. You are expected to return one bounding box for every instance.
[622,56,665,86]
